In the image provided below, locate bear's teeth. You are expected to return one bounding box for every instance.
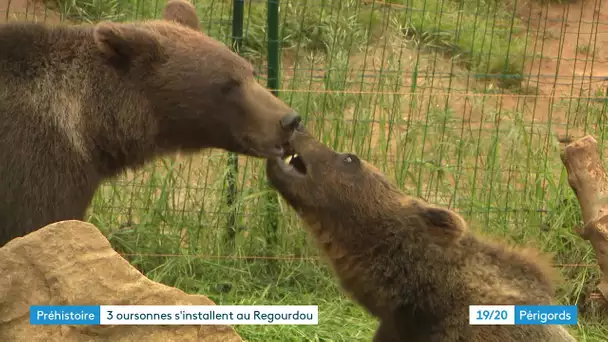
[284,154,298,164]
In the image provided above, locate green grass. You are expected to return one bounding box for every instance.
[48,0,529,89]
[7,0,608,340]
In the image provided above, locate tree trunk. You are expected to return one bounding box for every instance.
[560,135,608,302]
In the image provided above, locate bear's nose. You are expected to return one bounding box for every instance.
[280,112,302,131]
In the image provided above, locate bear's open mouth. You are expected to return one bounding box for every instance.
[282,153,307,175]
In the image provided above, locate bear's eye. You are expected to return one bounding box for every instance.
[343,154,359,165]
[220,79,241,95]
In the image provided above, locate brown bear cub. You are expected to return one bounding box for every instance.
[0,0,302,246]
[266,129,577,342]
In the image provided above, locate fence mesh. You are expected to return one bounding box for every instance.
[2,0,608,339]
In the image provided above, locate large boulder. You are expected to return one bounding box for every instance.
[0,220,243,342]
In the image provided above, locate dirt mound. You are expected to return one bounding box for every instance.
[0,220,242,342]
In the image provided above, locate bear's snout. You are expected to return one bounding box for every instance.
[279,111,302,131]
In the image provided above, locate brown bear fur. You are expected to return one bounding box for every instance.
[0,0,302,246]
[266,129,578,342]
[162,0,200,30]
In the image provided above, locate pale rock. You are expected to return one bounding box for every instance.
[0,220,243,342]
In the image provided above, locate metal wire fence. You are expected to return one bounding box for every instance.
[2,0,607,317]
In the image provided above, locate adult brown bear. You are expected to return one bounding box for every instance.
[0,0,302,246]
[266,129,578,342]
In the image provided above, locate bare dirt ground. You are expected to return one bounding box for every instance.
[512,0,608,136]
[0,0,61,23]
[521,0,608,98]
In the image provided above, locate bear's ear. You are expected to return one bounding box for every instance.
[93,22,161,67]
[419,206,467,245]
[162,0,201,30]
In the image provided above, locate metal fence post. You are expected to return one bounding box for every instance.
[224,0,245,245]
[264,0,281,251]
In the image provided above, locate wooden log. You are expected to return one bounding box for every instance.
[560,135,608,302]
